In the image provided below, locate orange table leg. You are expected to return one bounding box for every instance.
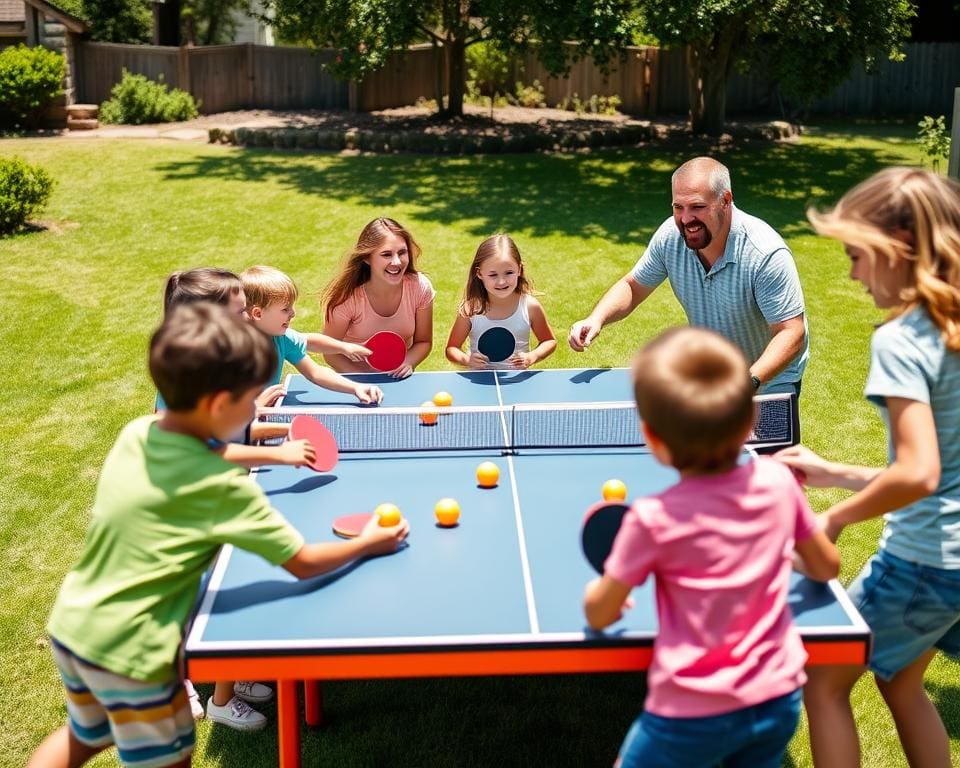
[304,680,323,727]
[276,679,301,768]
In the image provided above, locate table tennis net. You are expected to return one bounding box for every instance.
[259,393,797,454]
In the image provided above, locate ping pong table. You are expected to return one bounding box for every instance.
[184,368,870,767]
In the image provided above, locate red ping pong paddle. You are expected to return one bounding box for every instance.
[289,415,339,472]
[365,331,406,372]
[581,501,631,573]
[477,326,516,363]
[332,512,373,539]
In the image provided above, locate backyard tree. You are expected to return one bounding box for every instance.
[266,0,639,118]
[181,0,253,45]
[75,0,152,43]
[637,0,915,135]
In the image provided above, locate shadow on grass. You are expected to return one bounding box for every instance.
[154,124,912,247]
[199,674,646,767]
[927,675,960,741]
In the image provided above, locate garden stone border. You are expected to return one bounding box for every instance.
[208,120,800,155]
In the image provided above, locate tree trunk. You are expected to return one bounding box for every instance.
[687,23,743,136]
[203,16,219,46]
[687,43,728,135]
[444,35,466,118]
[432,38,444,109]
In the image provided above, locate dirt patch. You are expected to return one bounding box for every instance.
[25,104,800,151]
[194,104,799,145]
[195,105,799,154]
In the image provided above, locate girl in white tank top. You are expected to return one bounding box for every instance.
[445,234,557,370]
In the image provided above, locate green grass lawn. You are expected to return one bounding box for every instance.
[2,120,958,767]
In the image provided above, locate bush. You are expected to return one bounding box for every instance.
[0,44,65,129]
[99,69,199,125]
[917,115,950,173]
[467,42,511,99]
[513,80,546,108]
[0,156,54,235]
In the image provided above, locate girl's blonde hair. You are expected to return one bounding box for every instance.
[460,234,533,317]
[163,267,242,316]
[808,167,960,351]
[322,217,422,319]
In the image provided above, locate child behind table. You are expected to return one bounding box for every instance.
[321,217,434,378]
[241,265,382,403]
[583,326,838,768]
[445,234,556,370]
[157,267,316,472]
[28,304,408,768]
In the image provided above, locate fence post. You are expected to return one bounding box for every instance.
[246,43,255,107]
[949,87,960,181]
[348,80,359,111]
[177,45,191,95]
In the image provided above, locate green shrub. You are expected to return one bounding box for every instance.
[99,69,199,125]
[0,44,65,129]
[467,42,511,98]
[917,115,950,173]
[513,80,546,108]
[0,156,54,235]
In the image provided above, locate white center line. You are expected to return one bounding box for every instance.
[494,372,540,635]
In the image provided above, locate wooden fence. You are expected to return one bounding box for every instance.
[77,41,347,112]
[76,39,959,118]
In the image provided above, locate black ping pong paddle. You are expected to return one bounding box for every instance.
[581,501,631,573]
[477,326,516,363]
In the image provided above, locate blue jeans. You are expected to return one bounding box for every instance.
[616,689,802,768]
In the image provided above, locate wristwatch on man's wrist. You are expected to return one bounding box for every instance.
[750,374,761,390]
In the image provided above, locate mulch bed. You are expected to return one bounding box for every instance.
[199,105,800,154]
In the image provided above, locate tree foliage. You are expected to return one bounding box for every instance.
[636,0,915,134]
[82,0,152,43]
[182,0,252,45]
[266,0,639,118]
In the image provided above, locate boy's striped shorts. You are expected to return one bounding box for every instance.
[50,638,195,768]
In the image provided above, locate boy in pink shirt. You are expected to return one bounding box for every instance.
[584,327,839,768]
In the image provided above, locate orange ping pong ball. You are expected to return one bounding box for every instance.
[476,461,500,488]
[432,391,453,407]
[602,479,628,502]
[434,497,461,527]
[419,401,439,425]
[375,502,402,527]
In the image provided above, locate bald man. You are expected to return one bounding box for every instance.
[569,157,808,395]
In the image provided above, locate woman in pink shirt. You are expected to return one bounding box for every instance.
[322,217,435,378]
[584,327,839,768]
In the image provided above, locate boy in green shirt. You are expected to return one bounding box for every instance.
[29,303,409,768]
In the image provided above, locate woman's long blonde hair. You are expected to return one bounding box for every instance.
[460,234,534,317]
[807,167,960,350]
[322,217,422,319]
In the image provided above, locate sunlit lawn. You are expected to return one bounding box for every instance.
[2,119,957,767]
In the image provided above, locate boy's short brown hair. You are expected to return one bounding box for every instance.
[632,327,754,472]
[240,265,298,311]
[150,303,277,411]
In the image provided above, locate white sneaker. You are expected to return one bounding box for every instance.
[206,696,267,731]
[184,680,205,720]
[233,680,274,704]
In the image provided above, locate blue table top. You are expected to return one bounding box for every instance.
[186,369,868,657]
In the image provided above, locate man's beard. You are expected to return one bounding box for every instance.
[679,218,713,251]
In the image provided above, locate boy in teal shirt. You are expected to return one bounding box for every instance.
[30,303,409,768]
